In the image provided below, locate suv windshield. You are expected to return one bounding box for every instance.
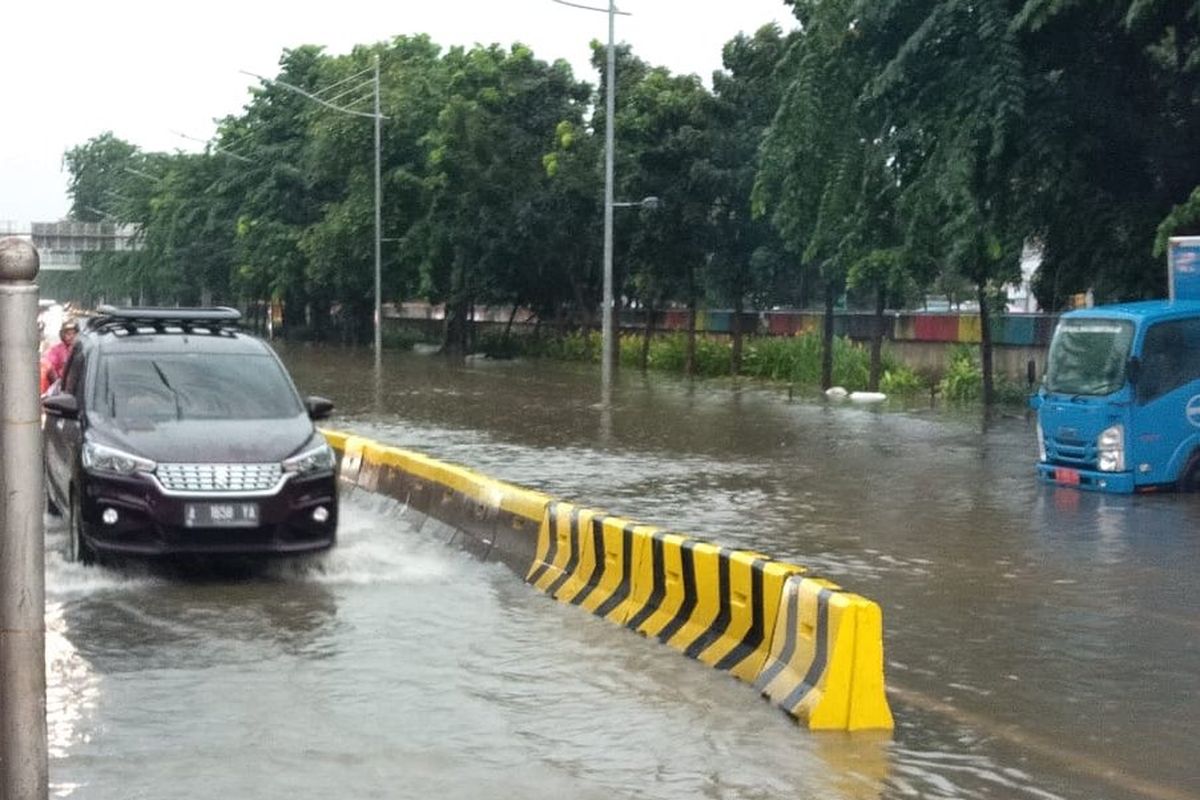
[1044,318,1135,396]
[93,353,303,422]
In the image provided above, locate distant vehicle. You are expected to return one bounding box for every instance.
[1031,237,1200,492]
[42,306,338,562]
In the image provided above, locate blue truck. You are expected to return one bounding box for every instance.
[1033,237,1200,492]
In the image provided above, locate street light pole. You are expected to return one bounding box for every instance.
[601,0,617,391]
[552,0,630,394]
[374,55,383,366]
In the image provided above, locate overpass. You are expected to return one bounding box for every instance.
[0,220,138,271]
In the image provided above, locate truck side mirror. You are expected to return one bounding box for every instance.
[1127,356,1141,386]
[1026,358,1037,388]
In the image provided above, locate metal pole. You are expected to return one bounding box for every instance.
[601,0,617,393]
[0,237,48,800]
[373,54,383,365]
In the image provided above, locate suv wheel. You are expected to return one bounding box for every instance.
[67,489,96,566]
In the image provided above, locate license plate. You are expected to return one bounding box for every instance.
[1054,467,1081,486]
[184,502,260,528]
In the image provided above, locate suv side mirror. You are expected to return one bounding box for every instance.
[305,396,335,420]
[1127,355,1141,386]
[43,393,79,419]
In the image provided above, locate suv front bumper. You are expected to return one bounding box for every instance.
[78,469,338,557]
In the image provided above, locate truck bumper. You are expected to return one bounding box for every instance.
[1036,463,1135,493]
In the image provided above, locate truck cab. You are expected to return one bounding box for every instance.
[1034,302,1200,492]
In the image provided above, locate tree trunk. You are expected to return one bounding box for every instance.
[868,285,885,391]
[977,282,995,406]
[443,263,469,358]
[731,294,744,377]
[821,277,836,390]
[641,301,656,370]
[685,266,697,377]
[504,302,519,338]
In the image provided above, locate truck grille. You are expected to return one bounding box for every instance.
[156,463,282,492]
[1047,433,1096,469]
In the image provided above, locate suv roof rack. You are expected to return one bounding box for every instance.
[91,305,242,336]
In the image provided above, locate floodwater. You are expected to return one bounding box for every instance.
[46,345,1199,800]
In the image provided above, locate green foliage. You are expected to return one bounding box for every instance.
[880,365,927,396]
[56,7,1200,378]
[939,345,983,402]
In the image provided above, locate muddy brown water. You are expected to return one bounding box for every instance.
[46,345,1200,799]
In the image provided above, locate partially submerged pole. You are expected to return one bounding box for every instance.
[0,237,48,800]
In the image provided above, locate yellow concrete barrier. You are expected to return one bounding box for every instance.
[754,576,894,731]
[321,429,894,732]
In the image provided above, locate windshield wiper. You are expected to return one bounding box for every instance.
[150,361,185,420]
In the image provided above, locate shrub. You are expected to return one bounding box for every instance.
[939,345,982,402]
[880,365,926,395]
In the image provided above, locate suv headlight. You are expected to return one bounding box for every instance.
[1097,424,1125,472]
[283,442,336,476]
[82,441,157,475]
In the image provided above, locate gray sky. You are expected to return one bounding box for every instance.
[0,0,796,222]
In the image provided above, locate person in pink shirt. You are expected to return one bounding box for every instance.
[42,319,79,390]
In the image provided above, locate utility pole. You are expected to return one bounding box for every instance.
[0,237,49,800]
[242,61,386,359]
[552,0,631,398]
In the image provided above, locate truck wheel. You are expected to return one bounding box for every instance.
[1178,456,1200,493]
[67,490,96,566]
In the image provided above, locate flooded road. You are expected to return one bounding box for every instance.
[48,345,1200,799]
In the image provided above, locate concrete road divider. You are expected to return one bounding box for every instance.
[754,576,893,731]
[320,428,893,732]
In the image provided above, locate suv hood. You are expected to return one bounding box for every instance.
[90,414,316,464]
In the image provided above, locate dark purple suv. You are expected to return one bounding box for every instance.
[42,306,338,563]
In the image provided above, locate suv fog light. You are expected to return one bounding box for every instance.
[311,506,330,524]
[101,508,119,525]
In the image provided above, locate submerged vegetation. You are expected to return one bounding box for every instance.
[477,330,1029,406]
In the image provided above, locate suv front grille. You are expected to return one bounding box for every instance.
[156,463,282,492]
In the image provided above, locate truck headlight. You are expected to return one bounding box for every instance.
[82,441,157,476]
[1097,424,1125,472]
[1036,419,1046,462]
[283,442,336,476]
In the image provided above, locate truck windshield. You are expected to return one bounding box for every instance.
[1044,318,1135,396]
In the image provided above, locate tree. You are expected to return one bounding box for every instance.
[701,25,793,375]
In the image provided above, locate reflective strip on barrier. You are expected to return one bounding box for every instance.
[338,435,369,487]
[754,576,894,731]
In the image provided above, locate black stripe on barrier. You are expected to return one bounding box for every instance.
[543,506,582,596]
[711,557,768,671]
[777,589,833,710]
[752,581,797,691]
[525,501,562,585]
[655,540,698,643]
[752,583,834,701]
[570,514,608,607]
[683,547,734,659]
[592,522,635,619]
[625,533,667,632]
